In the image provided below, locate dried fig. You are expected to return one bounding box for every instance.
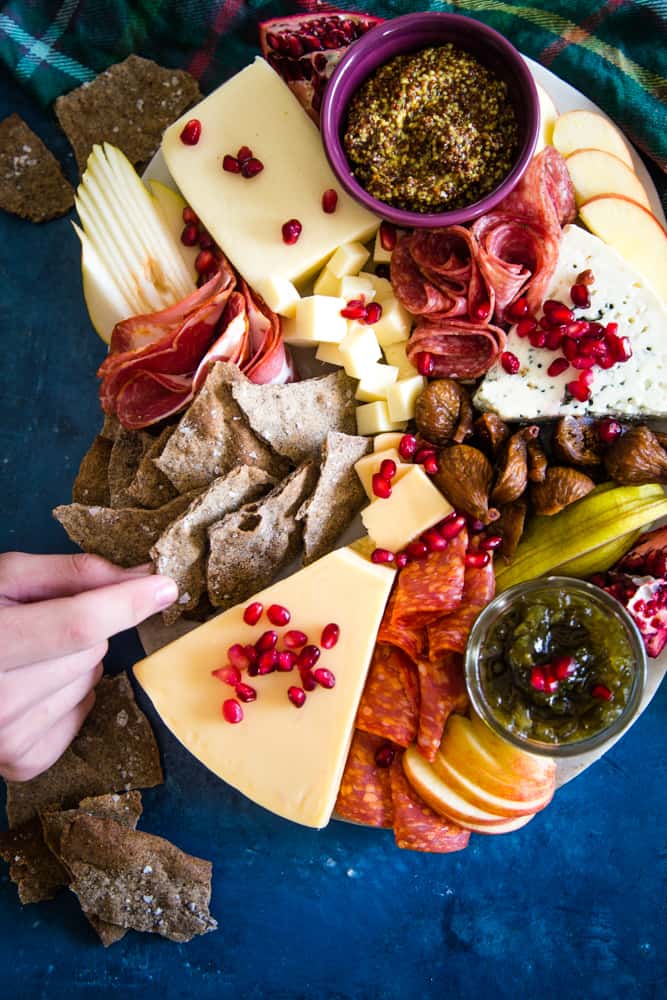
[491,426,539,505]
[530,467,595,515]
[415,379,473,446]
[527,438,548,483]
[474,413,510,455]
[553,416,602,466]
[433,445,499,524]
[494,499,527,564]
[603,425,667,484]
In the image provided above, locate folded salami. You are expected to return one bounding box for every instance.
[335,731,394,829]
[356,643,419,748]
[390,755,469,854]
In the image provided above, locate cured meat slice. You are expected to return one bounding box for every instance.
[355,644,419,748]
[335,730,394,828]
[428,555,496,658]
[415,653,468,762]
[499,146,576,234]
[389,531,467,630]
[406,317,506,379]
[192,291,250,394]
[390,237,458,316]
[377,588,425,663]
[408,226,492,320]
[390,755,470,853]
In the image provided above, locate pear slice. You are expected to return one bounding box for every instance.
[75,223,134,343]
[149,180,199,281]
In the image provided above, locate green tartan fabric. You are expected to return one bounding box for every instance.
[1,0,665,187]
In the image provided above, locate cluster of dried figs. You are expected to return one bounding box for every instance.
[414,380,667,562]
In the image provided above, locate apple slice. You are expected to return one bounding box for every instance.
[460,812,535,835]
[535,82,557,154]
[149,179,199,280]
[553,110,634,169]
[431,751,552,817]
[565,149,650,209]
[579,195,667,300]
[402,745,510,827]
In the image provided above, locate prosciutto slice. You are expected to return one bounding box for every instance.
[406,317,506,379]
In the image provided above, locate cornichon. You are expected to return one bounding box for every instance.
[495,484,667,592]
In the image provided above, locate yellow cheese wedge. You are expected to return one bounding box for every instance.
[373,432,405,452]
[361,465,453,551]
[354,447,411,498]
[162,58,379,290]
[133,548,394,829]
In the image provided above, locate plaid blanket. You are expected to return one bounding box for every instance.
[1,0,666,188]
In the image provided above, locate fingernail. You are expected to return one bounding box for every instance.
[153,577,179,609]
[125,562,154,576]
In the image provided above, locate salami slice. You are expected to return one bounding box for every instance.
[389,531,468,629]
[472,214,558,320]
[406,317,507,379]
[416,652,468,762]
[356,644,419,748]
[390,755,470,853]
[390,236,460,315]
[335,730,394,828]
[377,589,425,663]
[495,147,575,236]
[428,555,496,658]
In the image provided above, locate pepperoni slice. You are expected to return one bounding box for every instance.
[390,236,459,315]
[428,556,496,658]
[406,317,506,379]
[377,589,425,663]
[390,754,470,853]
[356,644,419,748]
[389,531,468,629]
[335,730,394,828]
[415,652,468,762]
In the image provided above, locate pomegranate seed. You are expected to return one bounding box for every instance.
[180,119,201,145]
[257,650,277,674]
[501,351,520,375]
[372,473,392,499]
[267,604,291,627]
[255,630,278,652]
[301,670,317,692]
[282,219,302,244]
[570,283,591,308]
[298,645,321,670]
[195,249,216,275]
[592,684,613,702]
[380,458,397,480]
[530,667,546,691]
[222,699,243,723]
[422,529,448,552]
[284,629,308,649]
[544,674,559,695]
[605,322,619,337]
[406,541,429,560]
[440,515,466,540]
[579,336,604,358]
[472,301,491,321]
[547,357,569,377]
[222,154,241,173]
[577,268,595,286]
[198,229,214,250]
[546,303,574,325]
[312,667,336,689]
[417,352,434,376]
[243,602,263,625]
[545,328,564,350]
[374,744,396,768]
[598,418,623,444]
[227,643,251,671]
[322,188,338,213]
[181,223,199,246]
[241,157,264,178]
[211,664,241,686]
[395,552,409,569]
[567,378,591,403]
[508,296,529,320]
[365,302,383,324]
[612,336,632,362]
[565,320,591,339]
[539,315,555,331]
[423,456,439,475]
[321,623,340,649]
[465,551,490,568]
[341,301,367,320]
[182,206,198,225]
[244,644,258,665]
[571,355,595,370]
[528,330,547,349]
[579,368,595,387]
[399,434,418,460]
[237,145,253,162]
[379,221,397,251]
[553,655,576,680]
[371,547,396,565]
[236,682,257,703]
[276,651,296,672]
[562,337,578,361]
[414,446,436,465]
[516,317,537,337]
[480,534,503,551]
[597,351,615,370]
[287,686,306,708]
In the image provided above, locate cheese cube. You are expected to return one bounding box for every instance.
[355,362,399,402]
[383,340,418,379]
[313,266,341,297]
[327,241,370,278]
[294,295,348,344]
[386,375,426,422]
[373,296,413,347]
[162,58,379,290]
[354,447,410,498]
[315,340,346,367]
[356,400,406,436]
[361,465,453,551]
[339,323,382,379]
[255,276,300,318]
[374,432,406,452]
[339,274,376,302]
[359,271,393,299]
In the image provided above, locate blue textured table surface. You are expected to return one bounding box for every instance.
[1,67,666,1000]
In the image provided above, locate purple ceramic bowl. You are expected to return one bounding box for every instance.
[320,12,540,228]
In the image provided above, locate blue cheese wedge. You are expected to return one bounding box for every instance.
[474,225,667,420]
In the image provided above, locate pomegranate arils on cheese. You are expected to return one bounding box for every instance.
[516,317,537,338]
[284,629,308,649]
[372,472,392,499]
[548,357,568,377]
[223,154,241,173]
[371,547,395,565]
[322,188,338,213]
[222,699,244,723]
[340,299,367,320]
[180,223,199,246]
[312,667,336,689]
[300,670,317,692]
[237,145,253,162]
[570,282,590,308]
[282,218,302,244]
[277,651,296,672]
[257,650,278,674]
[298,645,321,670]
[256,629,278,652]
[267,603,291,627]
[379,221,397,251]
[212,665,242,687]
[243,602,264,625]
[320,623,340,649]
[364,302,383,325]
[236,683,258,703]
[288,686,306,708]
[398,434,418,460]
[501,351,520,375]
[182,206,199,225]
[380,458,397,480]
[180,119,202,145]
[241,157,264,178]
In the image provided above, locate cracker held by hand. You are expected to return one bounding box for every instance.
[107,428,154,508]
[126,426,178,509]
[72,435,113,506]
[0,113,73,222]
[61,815,217,942]
[55,55,201,174]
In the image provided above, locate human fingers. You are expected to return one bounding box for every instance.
[0,642,107,723]
[0,690,96,783]
[0,574,177,671]
[0,663,103,768]
[0,551,153,604]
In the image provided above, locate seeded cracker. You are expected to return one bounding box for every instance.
[126,426,178,509]
[72,435,113,506]
[53,490,199,567]
[54,56,201,174]
[207,462,319,609]
[107,428,154,508]
[0,113,73,222]
[152,466,275,624]
[297,431,370,564]
[61,815,217,942]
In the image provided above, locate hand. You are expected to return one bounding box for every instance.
[0,552,178,783]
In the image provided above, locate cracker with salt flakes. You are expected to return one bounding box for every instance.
[126,426,178,509]
[108,428,154,508]
[72,435,113,506]
[0,113,73,222]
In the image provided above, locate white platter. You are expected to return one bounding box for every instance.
[138,55,667,795]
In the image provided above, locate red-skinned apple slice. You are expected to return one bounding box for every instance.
[565,148,651,209]
[432,750,553,817]
[552,110,634,168]
[461,812,536,835]
[402,745,514,827]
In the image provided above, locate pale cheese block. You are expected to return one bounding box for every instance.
[327,241,370,278]
[386,374,426,421]
[383,340,419,379]
[315,340,347,366]
[339,274,376,302]
[293,295,348,344]
[356,400,405,435]
[374,432,406,452]
[359,272,393,299]
[162,58,379,290]
[355,361,399,402]
[354,447,411,498]
[133,548,394,829]
[372,297,413,347]
[313,267,341,297]
[255,276,300,318]
[361,465,453,552]
[339,323,382,379]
